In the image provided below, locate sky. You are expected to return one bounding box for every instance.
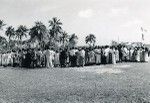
[0,0,150,45]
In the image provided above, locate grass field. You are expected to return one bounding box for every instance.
[0,62,150,103]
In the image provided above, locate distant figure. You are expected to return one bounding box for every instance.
[59,48,68,67]
[101,47,106,64]
[118,45,123,62]
[104,46,110,64]
[45,48,55,68]
[54,50,60,67]
[144,48,149,62]
[115,47,119,63]
[135,48,140,62]
[76,48,85,67]
[94,46,101,65]
[69,47,77,67]
[25,49,32,68]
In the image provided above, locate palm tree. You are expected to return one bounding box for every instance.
[0,20,6,30]
[68,33,78,48]
[0,36,7,49]
[5,26,15,50]
[29,21,48,48]
[5,26,15,41]
[60,31,69,47]
[49,17,63,41]
[16,25,28,42]
[85,34,96,47]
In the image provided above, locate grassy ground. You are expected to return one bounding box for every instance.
[0,62,150,103]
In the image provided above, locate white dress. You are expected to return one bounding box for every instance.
[136,50,140,62]
[144,51,149,62]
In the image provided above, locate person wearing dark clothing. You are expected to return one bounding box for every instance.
[101,47,106,64]
[25,49,31,68]
[30,49,36,68]
[118,46,123,62]
[59,49,68,67]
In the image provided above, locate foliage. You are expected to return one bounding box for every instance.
[85,34,96,47]
[16,25,28,41]
[68,33,78,48]
[1,17,80,51]
[49,17,63,41]
[60,31,69,46]
[0,20,6,30]
[5,26,16,40]
[29,21,48,48]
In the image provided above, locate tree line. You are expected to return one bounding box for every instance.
[0,18,96,51]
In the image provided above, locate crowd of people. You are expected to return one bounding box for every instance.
[0,45,149,68]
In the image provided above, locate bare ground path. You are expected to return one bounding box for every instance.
[0,62,150,103]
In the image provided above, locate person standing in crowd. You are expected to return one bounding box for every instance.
[88,48,95,65]
[94,46,101,65]
[140,47,144,62]
[132,48,137,62]
[36,48,43,67]
[129,47,134,62]
[18,50,23,67]
[112,47,116,64]
[54,50,60,67]
[59,48,68,67]
[108,47,113,64]
[12,50,19,67]
[76,48,85,67]
[135,48,140,62]
[115,47,119,63]
[118,45,123,62]
[85,48,89,66]
[1,52,4,66]
[80,47,85,66]
[69,47,77,67]
[0,52,2,66]
[25,49,31,68]
[76,48,80,67]
[144,47,149,62]
[41,49,46,68]
[101,46,106,64]
[45,47,55,68]
[122,46,128,62]
[5,51,9,66]
[105,46,110,64]
[30,49,36,68]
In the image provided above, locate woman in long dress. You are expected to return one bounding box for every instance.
[54,50,60,67]
[140,48,144,62]
[88,49,95,65]
[112,47,116,64]
[135,48,140,62]
[129,48,134,62]
[94,47,101,65]
[115,48,119,63]
[101,47,106,64]
[144,48,149,62]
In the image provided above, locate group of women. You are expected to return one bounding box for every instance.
[0,45,149,68]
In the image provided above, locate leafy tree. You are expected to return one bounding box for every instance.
[29,21,48,48]
[16,25,28,42]
[0,20,6,30]
[85,34,96,47]
[5,26,16,50]
[49,17,63,41]
[68,33,78,48]
[5,26,15,41]
[60,31,69,46]
[0,36,8,50]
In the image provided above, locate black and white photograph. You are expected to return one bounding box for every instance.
[0,0,150,102]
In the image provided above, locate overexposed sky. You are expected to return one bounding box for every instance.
[0,0,150,45]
